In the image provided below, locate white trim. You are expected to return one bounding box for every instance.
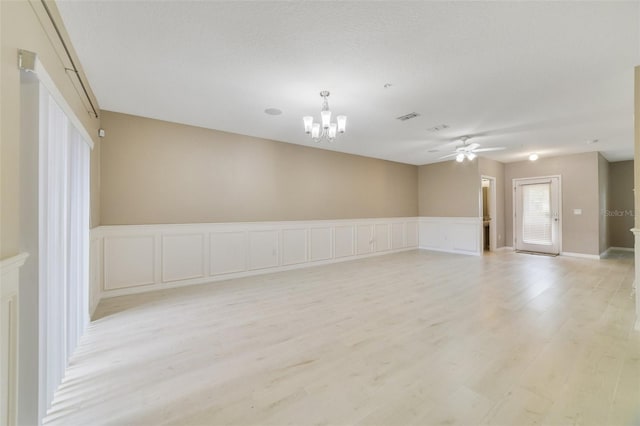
[418,217,482,256]
[561,252,600,260]
[100,248,415,299]
[20,51,95,149]
[0,252,28,426]
[607,246,635,252]
[420,247,477,256]
[496,246,514,251]
[632,228,640,332]
[480,175,497,253]
[599,247,635,259]
[92,218,421,299]
[0,254,29,275]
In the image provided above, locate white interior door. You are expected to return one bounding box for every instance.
[514,177,560,254]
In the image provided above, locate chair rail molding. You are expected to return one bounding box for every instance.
[91,218,420,300]
[0,252,29,426]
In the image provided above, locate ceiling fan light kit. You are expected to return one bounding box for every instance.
[440,136,506,163]
[303,91,346,142]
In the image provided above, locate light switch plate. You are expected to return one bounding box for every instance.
[573,209,582,215]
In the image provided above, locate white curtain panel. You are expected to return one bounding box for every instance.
[38,84,90,411]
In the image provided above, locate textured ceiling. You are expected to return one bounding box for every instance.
[57,1,639,165]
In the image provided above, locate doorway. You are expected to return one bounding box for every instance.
[480,176,497,253]
[513,176,561,255]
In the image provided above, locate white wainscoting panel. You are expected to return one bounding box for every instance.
[334,225,355,258]
[375,224,390,252]
[309,228,331,262]
[89,234,102,317]
[162,234,205,283]
[104,235,156,290]
[419,217,482,256]
[93,218,419,298]
[210,231,246,276]
[0,252,28,426]
[406,221,419,247]
[248,230,279,271]
[391,223,405,250]
[356,225,373,255]
[282,229,308,266]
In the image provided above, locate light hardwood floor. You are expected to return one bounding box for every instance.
[44,250,639,426]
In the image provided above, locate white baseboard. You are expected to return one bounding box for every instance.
[418,246,481,257]
[598,247,635,259]
[496,246,514,251]
[561,252,600,260]
[92,218,420,300]
[608,246,634,252]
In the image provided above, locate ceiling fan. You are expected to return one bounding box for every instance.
[439,136,506,162]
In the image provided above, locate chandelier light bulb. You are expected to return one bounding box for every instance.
[321,110,331,129]
[303,116,313,134]
[456,153,465,163]
[529,153,539,161]
[302,91,347,142]
[328,123,337,139]
[466,152,476,161]
[311,123,320,139]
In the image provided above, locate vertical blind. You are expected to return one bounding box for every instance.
[522,183,552,245]
[38,84,90,411]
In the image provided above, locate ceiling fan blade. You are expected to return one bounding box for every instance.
[467,143,480,151]
[473,147,506,152]
[438,153,458,160]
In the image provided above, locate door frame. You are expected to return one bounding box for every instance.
[480,175,497,252]
[512,175,563,253]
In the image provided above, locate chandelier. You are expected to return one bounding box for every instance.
[303,91,346,142]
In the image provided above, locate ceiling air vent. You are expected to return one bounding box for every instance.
[427,124,449,132]
[396,112,420,121]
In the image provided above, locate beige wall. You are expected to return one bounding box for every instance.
[416,157,505,248]
[608,160,634,248]
[478,157,506,248]
[418,160,481,218]
[598,153,609,253]
[1,0,101,259]
[505,152,600,255]
[100,111,418,224]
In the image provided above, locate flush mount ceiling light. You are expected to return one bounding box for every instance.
[303,91,346,142]
[529,153,539,161]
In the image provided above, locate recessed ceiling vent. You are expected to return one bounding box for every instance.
[396,112,420,121]
[427,124,449,132]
